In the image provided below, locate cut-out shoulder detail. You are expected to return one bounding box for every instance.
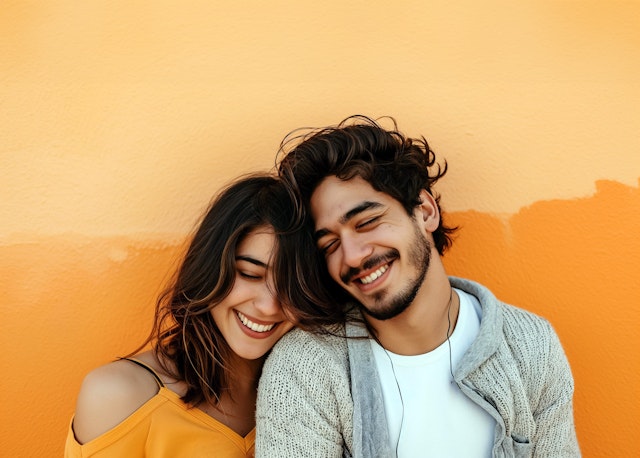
[71,358,163,444]
[119,357,165,388]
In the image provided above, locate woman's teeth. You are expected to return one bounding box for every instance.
[359,265,388,285]
[236,311,275,332]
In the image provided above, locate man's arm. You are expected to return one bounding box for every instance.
[256,328,353,458]
[532,322,580,457]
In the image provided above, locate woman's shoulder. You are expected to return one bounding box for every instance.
[71,351,164,444]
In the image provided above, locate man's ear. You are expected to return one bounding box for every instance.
[417,189,440,232]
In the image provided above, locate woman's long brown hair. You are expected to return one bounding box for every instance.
[129,173,340,408]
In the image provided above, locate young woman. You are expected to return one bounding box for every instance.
[65,174,308,457]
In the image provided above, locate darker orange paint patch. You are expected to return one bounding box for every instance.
[443,180,640,458]
[1,180,638,456]
[0,235,186,455]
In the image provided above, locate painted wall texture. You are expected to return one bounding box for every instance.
[1,2,638,456]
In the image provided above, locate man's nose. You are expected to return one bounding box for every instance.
[341,235,373,268]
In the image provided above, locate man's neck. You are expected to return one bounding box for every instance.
[365,262,459,356]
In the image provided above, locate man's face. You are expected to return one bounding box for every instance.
[310,175,434,320]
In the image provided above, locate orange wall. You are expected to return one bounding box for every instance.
[1,2,638,456]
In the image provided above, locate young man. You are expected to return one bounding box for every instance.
[256,116,580,457]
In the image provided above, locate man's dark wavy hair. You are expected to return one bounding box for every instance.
[276,115,458,326]
[278,115,457,254]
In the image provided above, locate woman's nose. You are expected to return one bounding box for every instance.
[253,288,281,316]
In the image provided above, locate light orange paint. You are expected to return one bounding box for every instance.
[2,1,639,236]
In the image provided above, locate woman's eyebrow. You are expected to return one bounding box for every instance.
[236,255,267,268]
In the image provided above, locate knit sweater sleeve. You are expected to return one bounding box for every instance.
[530,319,580,457]
[255,327,353,458]
[497,304,580,457]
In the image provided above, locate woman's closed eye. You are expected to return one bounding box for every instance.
[236,256,268,280]
[239,271,263,280]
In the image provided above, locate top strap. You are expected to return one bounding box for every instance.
[119,357,165,388]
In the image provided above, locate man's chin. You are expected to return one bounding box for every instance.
[361,302,410,321]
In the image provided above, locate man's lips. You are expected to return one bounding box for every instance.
[341,251,398,284]
[358,264,389,285]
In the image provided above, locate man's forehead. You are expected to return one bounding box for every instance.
[311,175,379,203]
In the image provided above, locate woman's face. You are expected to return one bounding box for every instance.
[212,226,294,361]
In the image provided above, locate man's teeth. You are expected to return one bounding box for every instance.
[236,311,275,333]
[359,265,388,285]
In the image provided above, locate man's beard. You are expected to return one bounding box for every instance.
[361,223,432,321]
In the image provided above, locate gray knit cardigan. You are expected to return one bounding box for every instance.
[256,277,580,457]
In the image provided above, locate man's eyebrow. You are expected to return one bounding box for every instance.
[236,255,267,268]
[313,201,383,241]
[341,201,383,224]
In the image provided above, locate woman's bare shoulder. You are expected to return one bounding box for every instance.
[71,352,162,444]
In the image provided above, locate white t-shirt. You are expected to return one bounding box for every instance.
[370,289,495,458]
